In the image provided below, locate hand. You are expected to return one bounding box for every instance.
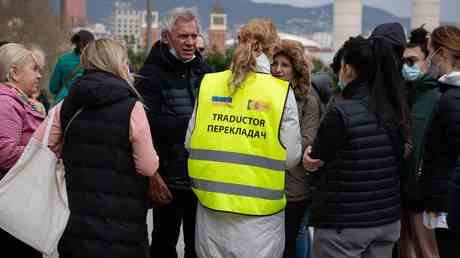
[403,141,413,160]
[302,146,324,172]
[148,173,173,206]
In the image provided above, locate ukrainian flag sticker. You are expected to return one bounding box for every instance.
[212,96,233,106]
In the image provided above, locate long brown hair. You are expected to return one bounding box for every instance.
[273,39,311,97]
[229,19,279,93]
[431,25,460,69]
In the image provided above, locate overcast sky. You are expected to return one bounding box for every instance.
[252,0,459,23]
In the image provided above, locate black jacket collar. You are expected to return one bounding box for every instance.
[341,79,369,100]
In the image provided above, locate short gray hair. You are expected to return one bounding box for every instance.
[161,6,200,33]
[0,43,35,82]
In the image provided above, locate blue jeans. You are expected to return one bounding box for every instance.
[296,208,311,258]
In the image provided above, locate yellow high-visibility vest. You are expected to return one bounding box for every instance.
[188,70,289,216]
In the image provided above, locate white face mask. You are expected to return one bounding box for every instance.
[169,47,179,59]
[169,47,195,63]
[255,53,271,74]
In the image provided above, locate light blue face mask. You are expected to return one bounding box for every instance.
[402,63,423,81]
[337,80,347,91]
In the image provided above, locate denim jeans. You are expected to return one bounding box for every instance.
[296,207,311,258]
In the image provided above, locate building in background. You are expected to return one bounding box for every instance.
[111,1,142,51]
[61,0,87,28]
[110,1,159,52]
[140,9,160,49]
[331,0,441,50]
[208,1,227,54]
[411,0,441,31]
[279,32,321,52]
[312,32,333,49]
[73,23,113,40]
[332,0,362,50]
[225,32,321,55]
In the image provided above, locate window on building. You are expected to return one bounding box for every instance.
[213,16,224,25]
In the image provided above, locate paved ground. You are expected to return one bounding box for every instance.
[147,210,185,258]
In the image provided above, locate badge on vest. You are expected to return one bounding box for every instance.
[212,96,232,106]
[247,99,270,111]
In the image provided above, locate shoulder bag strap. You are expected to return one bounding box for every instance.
[61,108,84,150]
[42,108,56,146]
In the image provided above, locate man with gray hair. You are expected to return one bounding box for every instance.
[136,6,211,258]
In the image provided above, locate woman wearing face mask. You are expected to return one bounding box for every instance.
[271,39,320,258]
[303,35,409,258]
[399,26,441,258]
[421,25,460,257]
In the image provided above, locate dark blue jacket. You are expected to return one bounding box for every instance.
[136,41,211,189]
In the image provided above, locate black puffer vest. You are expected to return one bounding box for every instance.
[59,71,149,258]
[311,83,401,229]
[137,41,212,189]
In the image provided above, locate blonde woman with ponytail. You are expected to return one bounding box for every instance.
[185,19,301,258]
[228,19,279,92]
[32,39,159,258]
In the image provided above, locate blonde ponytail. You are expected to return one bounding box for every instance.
[229,19,279,94]
[229,42,257,92]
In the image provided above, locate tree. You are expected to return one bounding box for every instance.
[0,0,70,91]
[128,48,147,73]
[311,56,328,73]
[206,46,235,72]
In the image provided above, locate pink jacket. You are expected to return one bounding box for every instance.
[0,83,44,173]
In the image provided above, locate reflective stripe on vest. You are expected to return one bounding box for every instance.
[192,178,284,200]
[188,70,289,216]
[189,149,286,171]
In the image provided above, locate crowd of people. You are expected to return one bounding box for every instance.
[0,5,460,258]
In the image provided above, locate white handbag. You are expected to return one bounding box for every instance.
[0,107,70,255]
